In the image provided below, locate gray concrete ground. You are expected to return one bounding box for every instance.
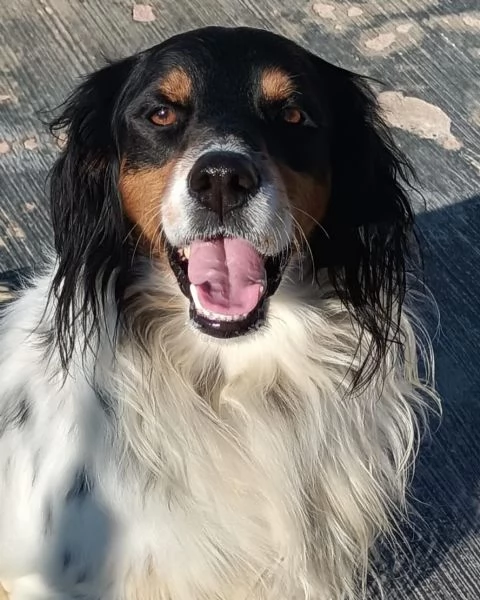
[1,1,479,598]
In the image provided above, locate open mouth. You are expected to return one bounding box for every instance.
[166,237,289,338]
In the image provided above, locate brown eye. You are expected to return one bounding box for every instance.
[281,106,305,125]
[150,105,177,126]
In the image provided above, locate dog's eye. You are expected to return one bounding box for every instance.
[150,106,177,127]
[280,106,306,125]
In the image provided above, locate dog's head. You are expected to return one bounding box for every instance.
[49,26,415,382]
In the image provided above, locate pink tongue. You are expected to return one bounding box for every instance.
[188,238,266,316]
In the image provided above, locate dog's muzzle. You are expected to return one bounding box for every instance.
[165,150,291,339]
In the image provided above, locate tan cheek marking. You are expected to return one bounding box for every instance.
[260,67,296,102]
[277,164,331,242]
[119,161,176,255]
[159,67,192,104]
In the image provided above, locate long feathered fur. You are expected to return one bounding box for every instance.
[0,260,435,600]
[0,27,438,600]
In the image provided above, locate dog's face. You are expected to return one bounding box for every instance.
[50,26,414,379]
[117,28,331,337]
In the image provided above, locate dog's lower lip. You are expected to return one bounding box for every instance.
[190,300,267,338]
[166,239,290,338]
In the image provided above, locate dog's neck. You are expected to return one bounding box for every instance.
[16,262,429,598]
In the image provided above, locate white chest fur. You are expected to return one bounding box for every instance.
[0,275,429,600]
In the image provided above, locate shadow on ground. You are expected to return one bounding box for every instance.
[370,194,480,597]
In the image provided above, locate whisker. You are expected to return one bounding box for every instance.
[122,222,139,246]
[130,206,162,266]
[294,207,330,240]
[150,225,164,262]
[290,214,316,285]
[271,212,302,280]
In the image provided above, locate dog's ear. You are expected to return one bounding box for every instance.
[309,57,417,388]
[48,56,139,368]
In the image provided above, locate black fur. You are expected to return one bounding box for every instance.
[0,391,31,435]
[44,501,53,536]
[308,59,416,387]
[66,468,93,501]
[48,26,416,389]
[62,549,73,569]
[49,56,140,368]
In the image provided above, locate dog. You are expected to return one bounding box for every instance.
[0,26,436,600]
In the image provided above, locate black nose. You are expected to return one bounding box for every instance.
[188,151,260,218]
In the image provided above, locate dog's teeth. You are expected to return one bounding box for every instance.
[190,284,202,311]
[209,313,247,322]
[184,246,190,259]
[190,285,249,323]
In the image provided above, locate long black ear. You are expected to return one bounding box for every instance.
[48,56,139,369]
[309,59,417,389]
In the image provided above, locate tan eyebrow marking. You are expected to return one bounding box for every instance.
[158,68,192,104]
[260,67,296,102]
